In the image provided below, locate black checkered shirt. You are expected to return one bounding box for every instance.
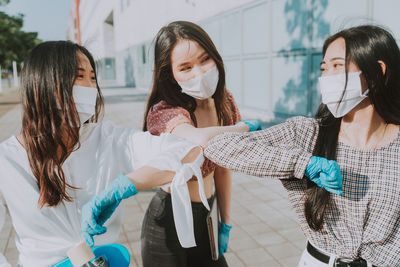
[204,116,400,266]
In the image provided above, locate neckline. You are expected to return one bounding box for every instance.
[11,135,25,151]
[337,125,400,152]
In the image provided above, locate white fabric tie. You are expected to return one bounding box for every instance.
[170,151,210,247]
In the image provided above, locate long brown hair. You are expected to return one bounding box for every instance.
[20,41,104,208]
[143,21,232,130]
[305,25,400,231]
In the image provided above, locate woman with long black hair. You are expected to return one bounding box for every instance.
[0,41,203,267]
[205,25,400,266]
[140,21,261,267]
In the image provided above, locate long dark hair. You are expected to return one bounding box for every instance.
[143,21,231,130]
[305,25,400,231]
[21,41,104,208]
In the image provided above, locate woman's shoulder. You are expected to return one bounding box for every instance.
[224,89,236,106]
[0,136,25,168]
[224,89,242,124]
[150,100,176,112]
[284,116,319,149]
[285,116,319,132]
[80,121,137,144]
[147,100,192,135]
[286,115,318,125]
[0,136,22,155]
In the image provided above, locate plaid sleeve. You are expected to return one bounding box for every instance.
[204,116,317,179]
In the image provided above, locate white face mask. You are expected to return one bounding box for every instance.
[72,85,98,125]
[177,66,219,100]
[318,71,369,118]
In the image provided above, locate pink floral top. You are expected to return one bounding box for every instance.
[147,90,242,180]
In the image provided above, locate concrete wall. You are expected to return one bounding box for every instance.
[74,0,400,121]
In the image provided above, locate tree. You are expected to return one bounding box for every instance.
[0,11,41,71]
[0,0,10,6]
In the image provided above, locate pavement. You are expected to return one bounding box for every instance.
[0,87,307,267]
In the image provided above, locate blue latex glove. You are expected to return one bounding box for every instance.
[305,156,343,195]
[81,173,138,247]
[218,222,232,258]
[236,120,262,131]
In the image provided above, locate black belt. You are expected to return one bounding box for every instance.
[306,242,377,267]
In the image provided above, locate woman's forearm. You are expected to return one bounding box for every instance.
[173,123,249,146]
[126,146,202,191]
[214,166,232,224]
[125,167,175,191]
[204,128,312,180]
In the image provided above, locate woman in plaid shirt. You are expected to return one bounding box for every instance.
[205,25,400,266]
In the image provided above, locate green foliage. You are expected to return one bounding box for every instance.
[0,11,41,70]
[0,0,10,6]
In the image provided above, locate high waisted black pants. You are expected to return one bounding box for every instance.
[141,189,228,267]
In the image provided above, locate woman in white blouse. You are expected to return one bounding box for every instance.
[0,41,201,267]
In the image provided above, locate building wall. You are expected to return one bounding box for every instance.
[72,0,400,121]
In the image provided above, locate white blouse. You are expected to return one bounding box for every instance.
[0,121,200,267]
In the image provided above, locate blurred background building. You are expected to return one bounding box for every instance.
[68,0,400,122]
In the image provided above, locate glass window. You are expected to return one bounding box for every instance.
[312,0,367,48]
[243,2,270,54]
[310,53,322,115]
[220,12,241,57]
[243,58,270,110]
[272,0,308,52]
[224,60,242,105]
[201,20,221,51]
[372,0,400,41]
[272,55,308,116]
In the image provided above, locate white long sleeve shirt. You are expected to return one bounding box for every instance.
[0,121,200,267]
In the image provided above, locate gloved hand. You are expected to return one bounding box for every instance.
[81,173,138,247]
[218,222,232,258]
[305,156,343,195]
[236,120,262,131]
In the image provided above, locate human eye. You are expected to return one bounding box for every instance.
[201,55,210,63]
[333,62,344,69]
[180,66,192,72]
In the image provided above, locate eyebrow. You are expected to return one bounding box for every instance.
[77,68,94,73]
[320,57,345,65]
[177,62,190,68]
[197,52,208,59]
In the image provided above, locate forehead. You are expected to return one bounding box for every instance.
[77,52,92,70]
[171,39,205,64]
[324,37,346,59]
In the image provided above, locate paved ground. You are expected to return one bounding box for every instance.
[0,87,307,267]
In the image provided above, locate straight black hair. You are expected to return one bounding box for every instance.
[305,25,400,231]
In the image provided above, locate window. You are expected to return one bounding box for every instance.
[142,45,146,64]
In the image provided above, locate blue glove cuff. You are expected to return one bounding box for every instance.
[220,222,232,233]
[114,173,138,200]
[305,156,320,179]
[236,120,262,132]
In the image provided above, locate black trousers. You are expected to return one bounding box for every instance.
[141,189,228,267]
